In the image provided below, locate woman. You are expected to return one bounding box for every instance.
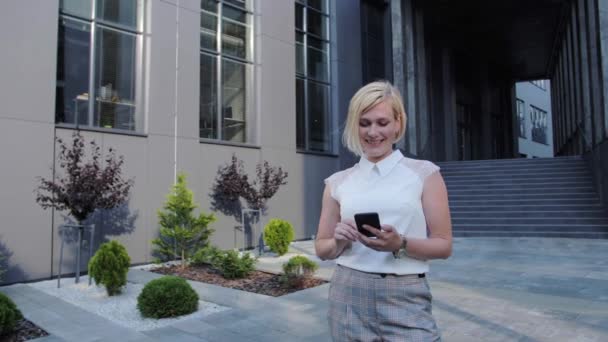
[315,81,452,341]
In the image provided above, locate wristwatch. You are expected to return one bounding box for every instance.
[392,234,408,259]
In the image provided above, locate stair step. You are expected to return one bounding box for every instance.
[441,166,589,177]
[452,223,608,232]
[452,217,608,224]
[445,179,591,187]
[451,210,608,218]
[442,172,591,181]
[446,182,593,191]
[453,231,608,238]
[449,193,598,201]
[449,198,600,205]
[436,156,583,167]
[450,204,607,211]
[448,187,595,195]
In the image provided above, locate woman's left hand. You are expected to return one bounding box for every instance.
[358,224,402,252]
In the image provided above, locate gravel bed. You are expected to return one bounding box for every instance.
[28,275,230,331]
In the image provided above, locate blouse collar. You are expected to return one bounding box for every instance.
[359,149,404,177]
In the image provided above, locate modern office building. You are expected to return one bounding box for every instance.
[516,80,554,158]
[1,0,607,284]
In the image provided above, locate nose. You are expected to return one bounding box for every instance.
[368,124,379,136]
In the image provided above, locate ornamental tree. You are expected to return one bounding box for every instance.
[35,131,133,225]
[152,173,216,268]
[211,154,288,217]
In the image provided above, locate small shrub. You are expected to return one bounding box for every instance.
[0,292,22,336]
[191,245,222,266]
[213,250,256,279]
[137,276,199,319]
[263,218,295,256]
[88,240,131,296]
[280,256,318,288]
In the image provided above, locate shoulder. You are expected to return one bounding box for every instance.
[398,157,440,183]
[324,164,358,188]
[324,165,358,200]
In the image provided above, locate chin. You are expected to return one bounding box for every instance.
[364,147,391,160]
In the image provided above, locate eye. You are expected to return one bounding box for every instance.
[359,119,370,127]
[377,120,389,127]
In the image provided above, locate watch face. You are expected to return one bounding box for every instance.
[398,249,408,258]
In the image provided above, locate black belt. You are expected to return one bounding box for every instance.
[379,273,425,278]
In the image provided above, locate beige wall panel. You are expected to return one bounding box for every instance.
[144,134,179,260]
[0,119,55,283]
[98,134,151,264]
[146,0,179,136]
[0,0,58,122]
[176,6,202,140]
[259,35,296,149]
[178,0,200,12]
[259,0,294,44]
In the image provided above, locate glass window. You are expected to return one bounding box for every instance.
[60,0,93,19]
[55,0,142,132]
[94,27,137,130]
[200,0,254,143]
[201,6,217,51]
[517,99,526,138]
[56,18,91,126]
[222,59,248,142]
[96,0,138,29]
[530,106,548,144]
[296,1,331,152]
[200,53,218,139]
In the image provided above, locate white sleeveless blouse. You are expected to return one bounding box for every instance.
[324,149,440,275]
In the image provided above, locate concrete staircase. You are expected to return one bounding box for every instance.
[436,156,608,238]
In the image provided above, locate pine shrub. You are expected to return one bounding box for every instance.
[0,292,22,336]
[191,245,222,266]
[263,218,294,256]
[137,276,198,319]
[280,256,318,288]
[213,250,256,279]
[152,173,216,268]
[88,240,131,296]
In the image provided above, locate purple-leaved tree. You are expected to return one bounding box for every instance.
[35,131,134,226]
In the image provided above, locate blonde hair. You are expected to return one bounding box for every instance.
[342,81,407,156]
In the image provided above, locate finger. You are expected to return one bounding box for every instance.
[335,230,354,242]
[343,219,356,229]
[337,224,358,241]
[362,224,382,237]
[380,224,395,232]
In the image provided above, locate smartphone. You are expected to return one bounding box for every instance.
[354,212,381,238]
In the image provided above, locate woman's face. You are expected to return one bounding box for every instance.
[358,100,400,163]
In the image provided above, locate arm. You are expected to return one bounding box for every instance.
[344,170,453,260]
[314,185,356,260]
[403,171,453,260]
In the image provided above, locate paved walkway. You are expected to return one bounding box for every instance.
[2,238,608,341]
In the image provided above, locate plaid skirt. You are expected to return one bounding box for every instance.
[328,265,441,342]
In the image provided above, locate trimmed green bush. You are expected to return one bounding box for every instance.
[88,240,131,296]
[137,276,199,319]
[213,250,256,279]
[280,256,319,288]
[263,218,294,256]
[0,292,22,336]
[191,245,222,266]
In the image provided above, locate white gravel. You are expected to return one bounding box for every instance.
[28,275,230,331]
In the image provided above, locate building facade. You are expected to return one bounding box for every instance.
[1,0,608,284]
[516,80,554,158]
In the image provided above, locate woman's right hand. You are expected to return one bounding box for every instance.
[334,219,359,242]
